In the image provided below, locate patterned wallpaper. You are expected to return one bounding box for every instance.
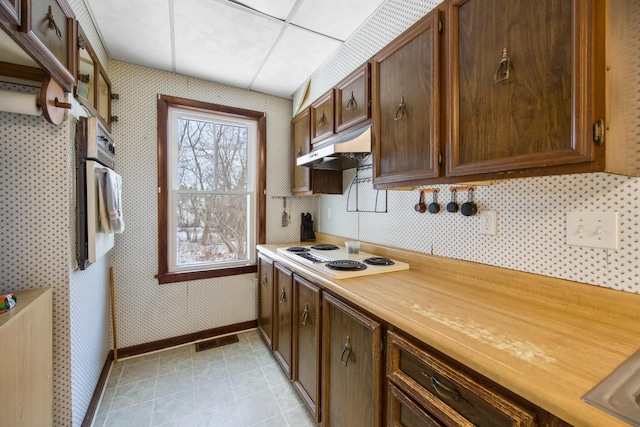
[296,0,640,294]
[0,82,73,425]
[0,2,112,424]
[108,61,312,348]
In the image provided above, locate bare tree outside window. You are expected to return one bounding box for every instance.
[175,118,250,266]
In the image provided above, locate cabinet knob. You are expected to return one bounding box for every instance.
[394,97,406,121]
[46,6,63,41]
[346,91,357,111]
[340,335,352,366]
[494,48,511,84]
[422,371,462,403]
[318,110,327,126]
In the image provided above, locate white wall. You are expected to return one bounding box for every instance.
[296,0,640,294]
[108,61,312,348]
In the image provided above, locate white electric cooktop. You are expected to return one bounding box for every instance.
[276,244,409,279]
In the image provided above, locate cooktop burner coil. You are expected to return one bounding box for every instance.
[286,246,310,252]
[326,260,368,271]
[363,257,395,266]
[310,244,339,251]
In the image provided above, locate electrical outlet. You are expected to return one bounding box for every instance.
[566,212,619,250]
[479,211,497,235]
[327,207,332,220]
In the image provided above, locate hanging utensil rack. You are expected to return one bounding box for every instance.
[346,164,388,213]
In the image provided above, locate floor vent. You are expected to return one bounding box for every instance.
[195,334,239,352]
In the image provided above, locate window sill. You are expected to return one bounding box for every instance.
[156,264,257,284]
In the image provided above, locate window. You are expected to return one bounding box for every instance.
[157,95,265,284]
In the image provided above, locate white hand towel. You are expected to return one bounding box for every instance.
[105,168,125,234]
[97,172,112,233]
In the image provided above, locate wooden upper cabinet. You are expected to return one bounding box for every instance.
[311,89,335,144]
[291,108,312,195]
[372,9,442,188]
[77,25,113,131]
[290,107,343,196]
[335,63,371,134]
[257,254,274,350]
[446,0,598,177]
[0,0,20,25]
[20,0,76,90]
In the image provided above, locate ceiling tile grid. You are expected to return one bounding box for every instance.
[87,0,174,72]
[174,0,285,89]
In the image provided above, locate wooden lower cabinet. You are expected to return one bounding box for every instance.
[273,263,293,377]
[388,382,445,427]
[387,330,550,427]
[292,274,322,421]
[0,288,53,427]
[257,254,274,349]
[322,292,382,427]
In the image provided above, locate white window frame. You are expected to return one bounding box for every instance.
[166,106,257,273]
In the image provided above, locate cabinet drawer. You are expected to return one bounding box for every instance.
[388,382,445,427]
[387,331,535,427]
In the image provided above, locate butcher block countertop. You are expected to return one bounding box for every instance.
[258,234,640,427]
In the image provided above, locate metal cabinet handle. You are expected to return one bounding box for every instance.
[494,48,511,84]
[279,288,286,303]
[346,91,357,110]
[318,110,327,126]
[46,6,63,40]
[422,372,461,402]
[394,96,406,121]
[297,146,303,157]
[340,335,351,366]
[262,275,268,286]
[301,304,309,325]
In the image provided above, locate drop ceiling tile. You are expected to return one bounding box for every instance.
[234,0,297,20]
[251,25,341,98]
[173,0,285,89]
[291,0,386,41]
[85,0,173,72]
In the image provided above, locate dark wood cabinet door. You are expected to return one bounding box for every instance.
[292,274,321,421]
[372,10,441,188]
[311,89,335,144]
[291,108,312,195]
[273,263,293,377]
[0,0,20,25]
[336,63,371,133]
[322,293,382,427]
[257,254,274,349]
[447,0,596,177]
[21,0,76,90]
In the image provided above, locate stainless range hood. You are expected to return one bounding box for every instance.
[296,125,371,170]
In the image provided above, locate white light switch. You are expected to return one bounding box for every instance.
[566,212,619,250]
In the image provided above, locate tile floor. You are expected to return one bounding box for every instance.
[93,329,318,427]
